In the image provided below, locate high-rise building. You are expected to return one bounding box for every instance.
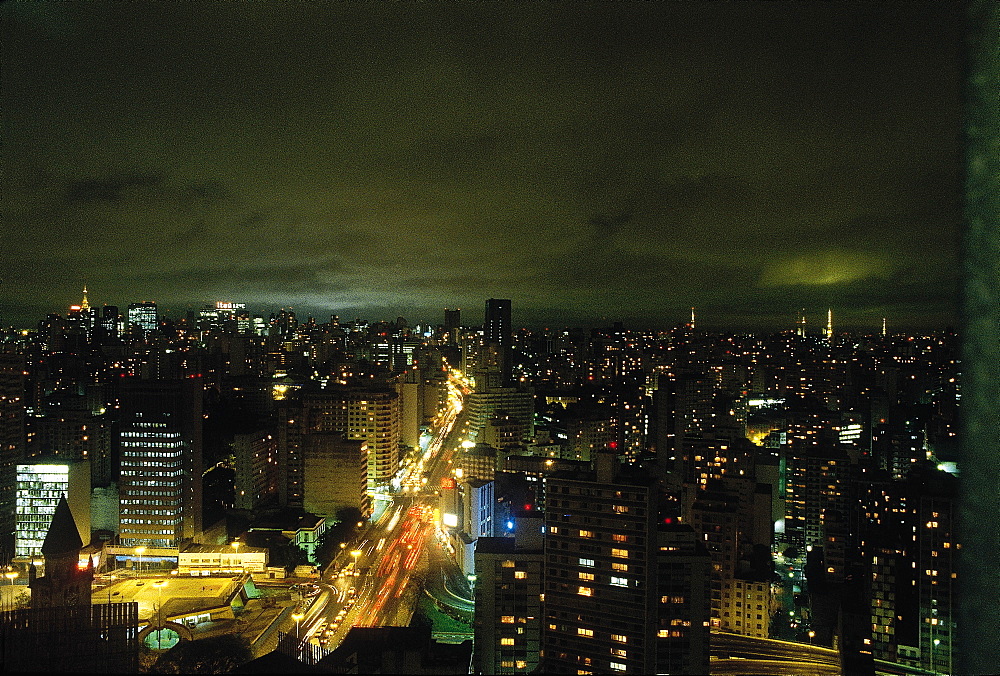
[444,307,461,344]
[541,451,711,674]
[484,298,513,384]
[232,429,279,511]
[303,432,370,519]
[127,302,158,337]
[15,459,91,559]
[473,516,544,675]
[281,388,401,500]
[0,350,26,559]
[118,378,202,547]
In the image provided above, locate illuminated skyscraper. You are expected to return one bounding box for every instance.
[118,378,202,547]
[127,301,158,337]
[485,298,513,384]
[15,459,91,558]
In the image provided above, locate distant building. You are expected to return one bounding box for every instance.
[126,301,158,336]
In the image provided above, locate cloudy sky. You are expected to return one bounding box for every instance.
[2,1,964,330]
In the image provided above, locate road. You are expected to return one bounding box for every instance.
[301,373,468,653]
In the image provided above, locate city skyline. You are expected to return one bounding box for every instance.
[3,2,963,330]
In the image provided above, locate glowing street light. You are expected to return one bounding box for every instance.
[231,540,242,574]
[808,630,816,644]
[4,570,18,609]
[292,611,305,640]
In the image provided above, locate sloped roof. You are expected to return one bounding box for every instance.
[41,495,84,557]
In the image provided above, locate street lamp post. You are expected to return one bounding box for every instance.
[292,611,305,642]
[4,570,18,610]
[152,580,167,649]
[231,540,242,575]
[135,546,146,578]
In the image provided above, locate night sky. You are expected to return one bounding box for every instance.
[2,2,964,331]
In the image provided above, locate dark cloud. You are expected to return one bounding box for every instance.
[0,1,963,330]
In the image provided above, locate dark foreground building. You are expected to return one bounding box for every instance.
[1,599,139,673]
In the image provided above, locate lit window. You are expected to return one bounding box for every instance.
[612,648,627,657]
[502,560,515,568]
[611,576,628,587]
[579,558,595,567]
[577,627,594,637]
[611,548,628,558]
[612,533,628,542]
[516,661,527,669]
[611,634,627,643]
[657,629,669,637]
[502,616,515,623]
[612,562,628,571]
[501,638,515,645]
[610,662,627,671]
[580,530,594,538]
[579,572,595,581]
[578,586,593,596]
[613,505,629,513]
[514,571,527,579]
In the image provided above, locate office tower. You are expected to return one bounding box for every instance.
[445,307,461,344]
[15,459,91,559]
[473,516,544,675]
[126,301,158,337]
[542,451,711,674]
[303,433,370,518]
[100,305,121,340]
[0,350,26,560]
[484,298,513,384]
[118,378,203,547]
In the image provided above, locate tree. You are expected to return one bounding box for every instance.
[151,634,253,674]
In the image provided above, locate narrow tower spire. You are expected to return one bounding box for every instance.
[826,308,833,339]
[690,307,695,330]
[81,284,90,311]
[882,317,887,337]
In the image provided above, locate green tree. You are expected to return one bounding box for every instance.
[151,634,253,674]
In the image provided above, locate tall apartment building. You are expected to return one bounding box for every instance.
[303,432,370,519]
[473,516,544,675]
[118,378,202,547]
[859,463,958,673]
[282,388,401,499]
[232,429,279,511]
[783,445,852,548]
[542,451,710,674]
